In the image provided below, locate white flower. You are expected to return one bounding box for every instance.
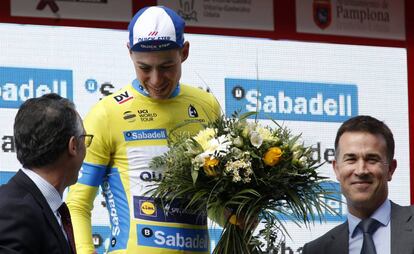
[291,142,303,152]
[249,131,263,148]
[225,159,253,183]
[256,126,274,141]
[299,156,308,167]
[242,122,256,138]
[293,150,302,160]
[194,128,216,151]
[232,136,244,148]
[205,135,231,156]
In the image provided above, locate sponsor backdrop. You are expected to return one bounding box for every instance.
[0,23,408,253]
[296,0,406,40]
[11,0,132,22]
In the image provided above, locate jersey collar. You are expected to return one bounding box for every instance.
[132,79,180,99]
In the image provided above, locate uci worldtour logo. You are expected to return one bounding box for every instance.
[0,67,73,108]
[226,78,358,123]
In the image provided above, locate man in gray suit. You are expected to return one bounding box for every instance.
[303,115,414,254]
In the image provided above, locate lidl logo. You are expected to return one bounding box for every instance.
[225,78,358,123]
[0,67,73,108]
[141,201,156,216]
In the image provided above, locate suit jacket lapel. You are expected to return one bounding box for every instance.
[326,222,349,254]
[390,202,414,254]
[12,170,71,254]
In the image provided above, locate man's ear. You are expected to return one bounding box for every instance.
[127,42,132,55]
[387,159,397,181]
[181,41,190,63]
[67,136,78,156]
[332,160,340,182]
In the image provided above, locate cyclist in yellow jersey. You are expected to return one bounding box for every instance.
[66,6,221,254]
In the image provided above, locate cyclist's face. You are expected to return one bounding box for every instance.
[129,42,189,100]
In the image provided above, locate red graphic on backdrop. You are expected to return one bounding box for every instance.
[37,0,59,13]
[313,0,331,29]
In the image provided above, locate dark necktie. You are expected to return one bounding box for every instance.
[358,218,381,254]
[58,202,77,254]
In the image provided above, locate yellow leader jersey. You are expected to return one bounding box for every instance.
[67,81,221,254]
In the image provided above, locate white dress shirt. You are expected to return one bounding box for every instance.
[348,199,391,254]
[21,168,68,240]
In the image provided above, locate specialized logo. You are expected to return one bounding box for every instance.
[0,67,73,108]
[225,78,358,123]
[114,91,133,104]
[137,224,209,251]
[188,104,198,118]
[313,0,332,29]
[133,196,207,225]
[140,200,157,216]
[124,129,167,141]
[123,111,137,123]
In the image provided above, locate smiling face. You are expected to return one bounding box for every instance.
[333,131,397,218]
[129,42,189,100]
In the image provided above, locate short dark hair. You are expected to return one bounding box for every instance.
[334,115,395,163]
[14,93,82,168]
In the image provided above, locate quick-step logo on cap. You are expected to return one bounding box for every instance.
[225,78,358,123]
[0,67,73,108]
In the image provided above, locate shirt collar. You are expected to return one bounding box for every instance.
[21,168,63,213]
[348,199,391,238]
[132,79,180,98]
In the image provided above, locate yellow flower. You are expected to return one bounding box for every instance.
[228,214,240,225]
[263,147,283,166]
[194,128,216,150]
[203,157,219,177]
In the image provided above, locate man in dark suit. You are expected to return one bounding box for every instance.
[0,93,92,254]
[303,115,414,254]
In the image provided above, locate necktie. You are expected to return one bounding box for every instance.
[358,218,381,254]
[58,203,77,254]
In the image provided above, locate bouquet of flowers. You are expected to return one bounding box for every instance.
[150,112,333,253]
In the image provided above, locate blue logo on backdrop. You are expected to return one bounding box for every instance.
[85,79,98,93]
[0,67,73,108]
[225,78,358,122]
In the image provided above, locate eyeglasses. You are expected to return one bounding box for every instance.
[78,134,94,147]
